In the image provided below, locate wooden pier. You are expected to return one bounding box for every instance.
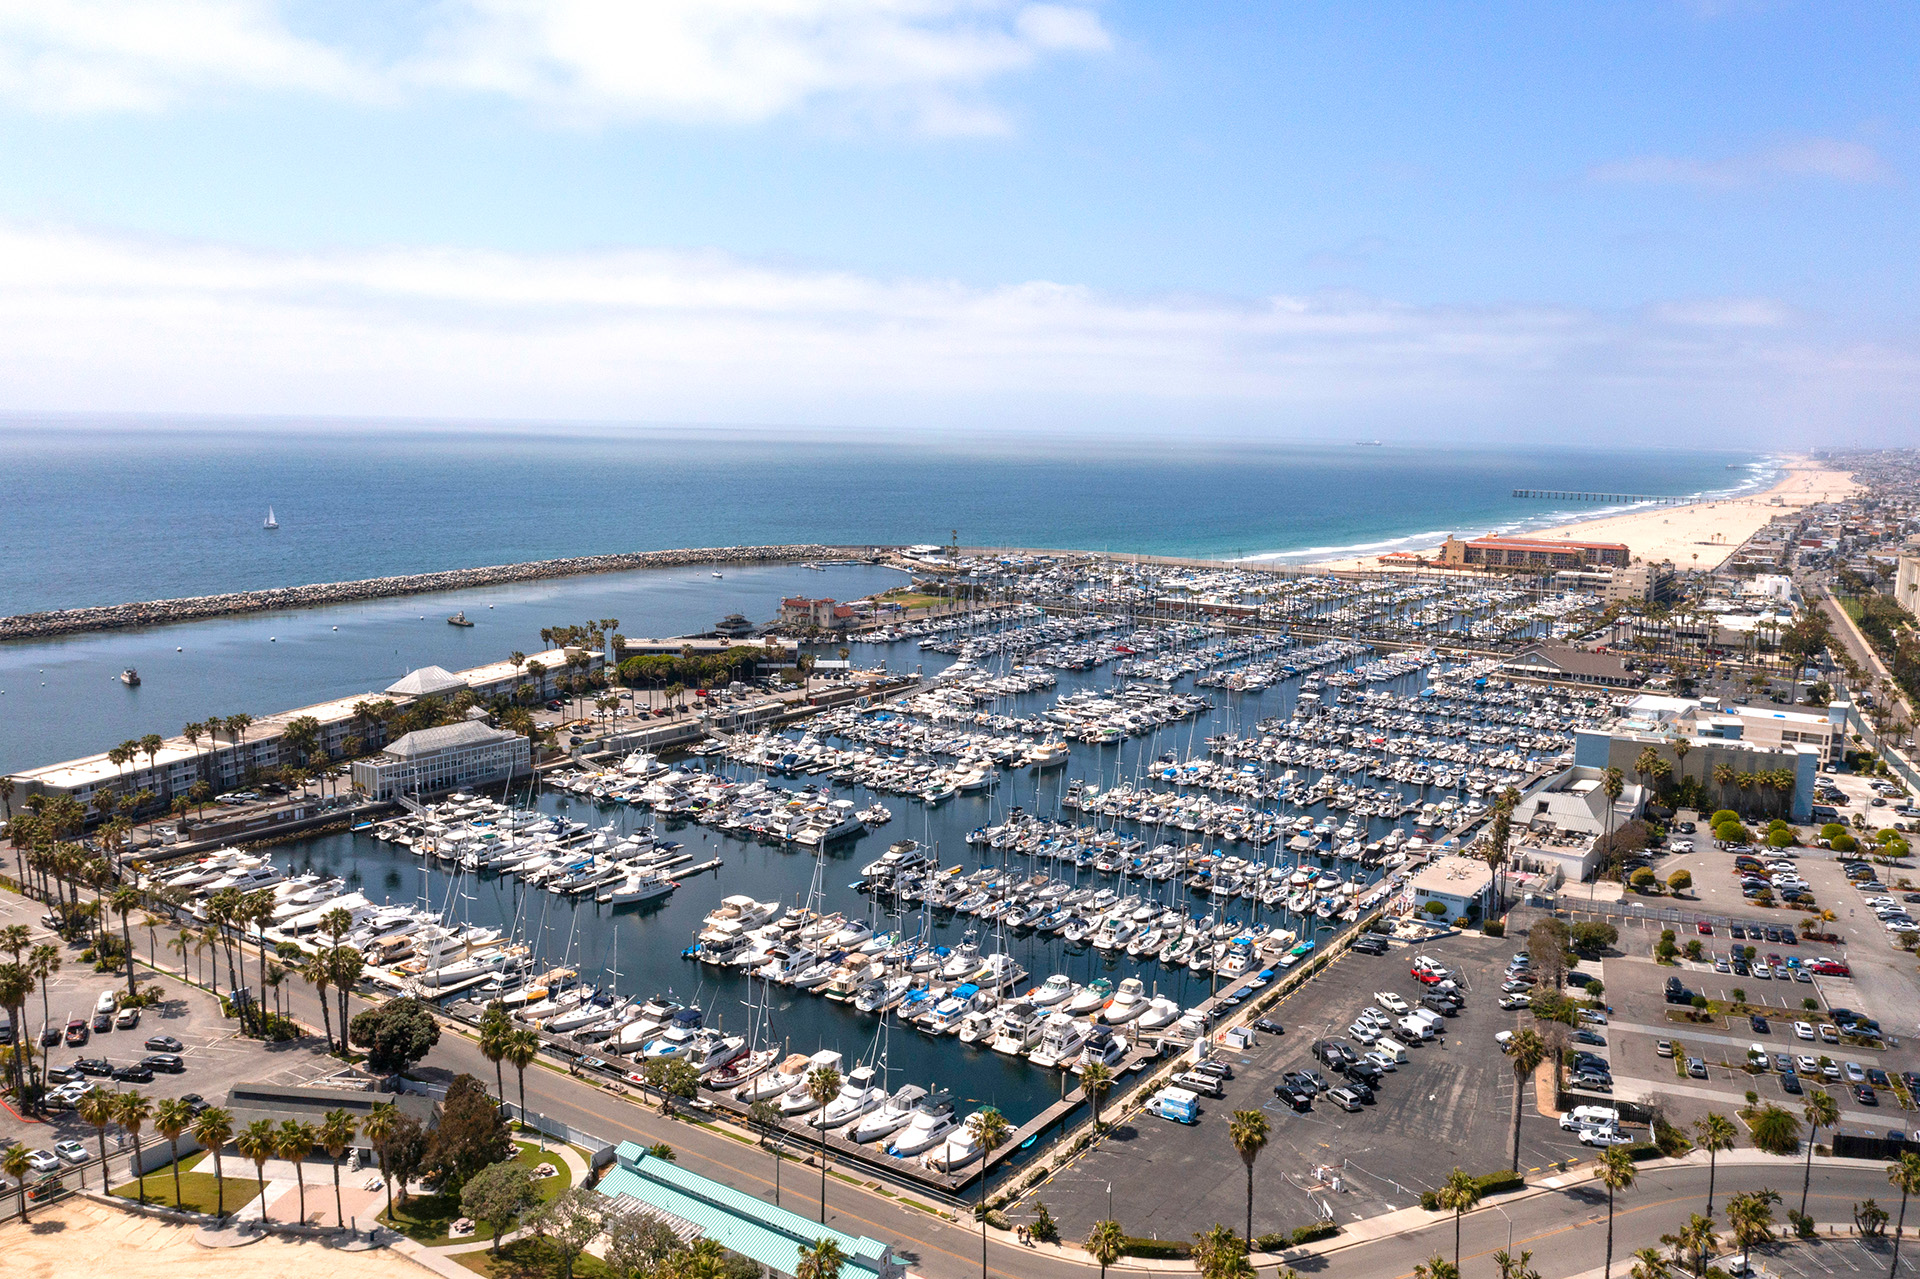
[1511,488,1689,504]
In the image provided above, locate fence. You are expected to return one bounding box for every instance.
[503,1101,617,1168]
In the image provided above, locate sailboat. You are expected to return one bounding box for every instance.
[263,507,278,530]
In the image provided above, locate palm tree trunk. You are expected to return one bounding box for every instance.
[516,1066,528,1126]
[296,1166,306,1222]
[257,1168,269,1222]
[213,1150,225,1219]
[170,1136,183,1207]
[1801,1131,1815,1218]
[1604,1186,1615,1279]
[317,984,333,1052]
[132,1135,145,1203]
[1511,1067,1524,1172]
[333,1159,343,1230]
[1892,1189,1909,1279]
[1707,1152,1717,1215]
[1246,1162,1254,1246]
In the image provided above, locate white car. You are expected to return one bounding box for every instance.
[1752,963,1773,979]
[1363,1050,1398,1072]
[1578,1127,1634,1147]
[1349,1023,1380,1045]
[24,1149,59,1174]
[1499,994,1533,1010]
[1375,992,1408,1014]
[1794,1021,1815,1040]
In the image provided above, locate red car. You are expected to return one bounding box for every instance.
[1696,921,1712,935]
[1812,960,1852,977]
[62,1018,88,1046]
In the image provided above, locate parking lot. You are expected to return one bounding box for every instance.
[0,892,345,1179]
[1030,929,1594,1242]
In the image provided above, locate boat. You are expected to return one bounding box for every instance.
[1027,1013,1089,1069]
[735,1052,812,1102]
[447,611,475,627]
[1101,977,1149,1024]
[1064,977,1113,1016]
[776,1049,845,1115]
[813,1064,884,1129]
[922,1111,987,1170]
[263,507,278,529]
[120,668,140,686]
[712,571,724,578]
[851,1084,926,1145]
[887,1090,957,1156]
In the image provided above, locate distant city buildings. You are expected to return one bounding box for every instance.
[1440,534,1630,570]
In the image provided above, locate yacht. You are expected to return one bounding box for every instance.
[639,1007,706,1058]
[850,1084,926,1145]
[1028,974,1076,1007]
[989,1002,1043,1056]
[1073,1024,1127,1073]
[1064,977,1113,1017]
[813,1064,885,1129]
[922,1112,987,1171]
[735,1052,812,1102]
[776,1050,844,1115]
[954,1007,999,1046]
[887,1091,957,1157]
[1136,995,1183,1032]
[689,1029,749,1077]
[1101,977,1149,1024]
[1027,1014,1089,1069]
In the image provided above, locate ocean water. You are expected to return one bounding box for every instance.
[0,420,1770,617]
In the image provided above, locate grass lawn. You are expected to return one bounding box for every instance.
[455,1238,610,1279]
[381,1140,574,1248]
[110,1168,261,1216]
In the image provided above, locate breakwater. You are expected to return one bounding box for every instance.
[0,544,871,641]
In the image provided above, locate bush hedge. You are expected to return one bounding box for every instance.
[1119,1236,1190,1259]
[1419,1169,1525,1209]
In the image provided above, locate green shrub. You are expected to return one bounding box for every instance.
[1631,868,1658,891]
[1482,920,1505,938]
[1834,834,1858,852]
[1667,869,1692,892]
[1712,810,1739,826]
[1253,1233,1289,1254]
[1821,823,1848,841]
[1420,1171,1522,1209]
[1119,1236,1191,1259]
[1290,1221,1340,1245]
[1627,1143,1663,1162]
[1768,828,1796,848]
[984,1209,1011,1231]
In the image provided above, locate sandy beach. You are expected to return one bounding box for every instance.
[1308,454,1858,573]
[0,1200,425,1279]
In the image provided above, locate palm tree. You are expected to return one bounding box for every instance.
[1598,1144,1637,1279]
[2,1142,31,1223]
[1601,766,1624,869]
[1713,762,1734,808]
[971,1107,1014,1276]
[193,1107,235,1219]
[1889,1151,1920,1279]
[1229,1109,1270,1246]
[1662,1212,1719,1278]
[29,942,60,1045]
[505,1026,540,1126]
[1081,1060,1113,1129]
[1085,1219,1124,1279]
[1437,1166,1483,1272]
[327,942,362,1047]
[361,1101,399,1220]
[1414,1257,1460,1279]
[318,1109,356,1230]
[1801,1089,1840,1217]
[111,884,141,997]
[63,1091,118,1186]
[1726,1189,1779,1274]
[1749,1105,1801,1157]
[480,1003,511,1101]
[1630,1246,1670,1279]
[1693,1112,1737,1214]
[796,1237,847,1279]
[1507,1028,1546,1172]
[805,1064,842,1223]
[301,950,335,1051]
[1495,1247,1540,1279]
[155,1097,193,1208]
[236,1118,278,1223]
[117,1090,154,1202]
[278,1119,317,1223]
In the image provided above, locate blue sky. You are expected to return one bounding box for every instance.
[0,1,1913,443]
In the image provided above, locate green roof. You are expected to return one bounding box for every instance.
[595,1143,899,1279]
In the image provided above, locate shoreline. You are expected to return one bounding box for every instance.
[0,544,865,641]
[1303,454,1858,572]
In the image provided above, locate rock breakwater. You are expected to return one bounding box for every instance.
[0,544,870,641]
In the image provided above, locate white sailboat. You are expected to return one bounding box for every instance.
[263,507,278,530]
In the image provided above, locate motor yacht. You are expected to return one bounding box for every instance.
[776,1049,845,1115]
[735,1052,811,1102]
[850,1084,926,1145]
[1064,978,1113,1016]
[922,1113,987,1171]
[813,1064,885,1128]
[887,1091,957,1157]
[989,1002,1043,1055]
[1102,977,1149,1024]
[1027,1014,1090,1069]
[1029,974,1076,1007]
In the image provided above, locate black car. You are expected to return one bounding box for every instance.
[1252,1018,1284,1035]
[1345,1061,1384,1086]
[1572,1030,1606,1046]
[1282,1070,1323,1094]
[90,1010,113,1033]
[143,1035,184,1054]
[38,1024,62,1048]
[1274,1084,1313,1111]
[1868,1067,1893,1089]
[111,1064,153,1083]
[1856,1084,1879,1106]
[178,1093,209,1115]
[73,1057,113,1077]
[1751,1015,1770,1033]
[140,1054,185,1074]
[1342,1078,1376,1104]
[1782,1071,1803,1095]
[1350,937,1388,956]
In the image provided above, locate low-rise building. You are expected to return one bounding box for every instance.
[350,721,530,800]
[221,1083,436,1155]
[1503,643,1637,687]
[1409,855,1495,923]
[1440,535,1630,570]
[1506,766,1649,883]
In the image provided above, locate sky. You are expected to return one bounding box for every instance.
[0,1,1914,445]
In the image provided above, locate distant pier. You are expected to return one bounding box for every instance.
[1511,489,1690,504]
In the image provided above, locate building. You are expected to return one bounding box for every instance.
[1572,702,1823,823]
[1503,643,1638,687]
[595,1144,905,1279]
[1745,574,1794,604]
[1408,856,1495,923]
[777,597,854,630]
[713,614,756,639]
[1440,534,1630,571]
[1506,766,1649,883]
[1898,555,1920,615]
[221,1083,436,1154]
[351,721,530,800]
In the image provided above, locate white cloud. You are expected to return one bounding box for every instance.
[0,223,1909,443]
[0,0,379,111]
[1590,137,1893,188]
[0,0,1110,130]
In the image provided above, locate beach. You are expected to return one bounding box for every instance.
[1307,454,1858,572]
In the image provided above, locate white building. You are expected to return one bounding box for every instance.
[350,722,531,800]
[1409,856,1495,923]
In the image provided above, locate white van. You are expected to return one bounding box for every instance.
[1410,1008,1446,1033]
[1560,1105,1621,1132]
[1397,1015,1434,1041]
[1374,1037,1409,1062]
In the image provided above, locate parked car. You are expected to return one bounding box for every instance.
[1688,1058,1708,1079]
[143,1035,184,1053]
[63,1018,88,1046]
[54,1140,88,1165]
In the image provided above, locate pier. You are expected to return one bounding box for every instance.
[1510,489,1689,504]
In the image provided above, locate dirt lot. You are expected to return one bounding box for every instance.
[1026,928,1592,1243]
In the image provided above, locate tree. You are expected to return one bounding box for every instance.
[1749,1104,1801,1157]
[1085,1219,1125,1279]
[192,1107,235,1219]
[505,1026,541,1125]
[1661,1213,1718,1278]
[362,1101,401,1217]
[278,1119,317,1223]
[796,1237,848,1279]
[424,1074,513,1195]
[1598,1144,1637,1279]
[480,1002,511,1100]
[806,1063,842,1223]
[117,1089,154,1204]
[1081,1060,1114,1129]
[327,942,362,1050]
[1192,1224,1254,1279]
[1414,1257,1460,1279]
[1889,1151,1920,1279]
[155,1097,193,1209]
[1229,1109,1270,1246]
[1630,1247,1670,1279]
[1693,1112,1737,1215]
[1,1142,30,1224]
[1495,1248,1541,1279]
[604,1209,683,1278]
[236,1118,278,1223]
[1437,1166,1483,1273]
[534,1186,605,1279]
[110,884,141,997]
[970,1107,1013,1276]
[301,950,335,1052]
[319,1108,357,1230]
[1508,1028,1547,1172]
[1726,1188,1779,1274]
[462,1160,541,1253]
[1801,1089,1840,1218]
[78,1088,118,1177]
[349,997,441,1074]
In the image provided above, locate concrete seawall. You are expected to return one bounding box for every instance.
[0,543,873,641]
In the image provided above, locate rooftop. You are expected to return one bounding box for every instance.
[382,721,523,758]
[384,665,468,698]
[1409,855,1493,898]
